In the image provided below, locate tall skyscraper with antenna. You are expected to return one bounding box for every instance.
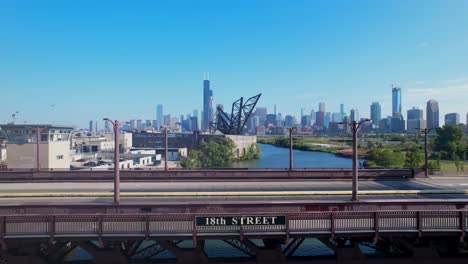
[202,73,213,131]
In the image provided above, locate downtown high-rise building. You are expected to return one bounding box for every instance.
[193,110,200,130]
[156,104,163,128]
[255,107,267,127]
[407,107,425,131]
[391,86,404,132]
[370,102,381,125]
[129,120,136,130]
[392,86,402,115]
[284,115,294,128]
[318,102,326,112]
[88,120,94,133]
[426,99,439,129]
[202,78,213,131]
[331,112,342,122]
[445,113,460,125]
[350,109,359,122]
[104,120,111,132]
[310,109,316,125]
[136,119,143,130]
[339,103,345,122]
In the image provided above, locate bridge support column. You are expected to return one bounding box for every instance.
[79,242,129,264]
[320,238,364,263]
[398,239,440,259]
[158,240,208,264]
[1,248,47,264]
[238,239,285,263]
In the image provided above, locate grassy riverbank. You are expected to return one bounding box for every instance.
[258,137,347,155]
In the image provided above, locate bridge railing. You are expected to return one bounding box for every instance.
[1,211,466,242]
[0,168,419,182]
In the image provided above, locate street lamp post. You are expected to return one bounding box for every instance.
[164,127,168,171]
[417,128,432,177]
[339,119,370,201]
[36,127,41,171]
[289,127,293,171]
[104,118,120,205]
[32,126,48,171]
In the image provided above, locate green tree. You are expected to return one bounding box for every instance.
[180,137,235,168]
[404,148,424,168]
[433,125,464,159]
[367,148,405,168]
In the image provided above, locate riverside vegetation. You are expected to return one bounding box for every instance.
[258,125,468,173]
[180,137,260,168]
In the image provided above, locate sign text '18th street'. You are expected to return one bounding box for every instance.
[196,216,285,226]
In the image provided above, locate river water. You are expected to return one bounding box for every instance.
[67,144,369,261]
[232,143,353,168]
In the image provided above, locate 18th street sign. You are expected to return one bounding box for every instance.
[196,216,286,226]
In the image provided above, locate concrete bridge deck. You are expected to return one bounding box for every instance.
[3,176,468,263]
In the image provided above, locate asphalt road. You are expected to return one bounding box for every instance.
[1,178,468,193]
[1,177,468,204]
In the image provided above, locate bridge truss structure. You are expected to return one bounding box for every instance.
[211,93,261,135]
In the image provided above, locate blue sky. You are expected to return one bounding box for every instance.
[1,0,468,128]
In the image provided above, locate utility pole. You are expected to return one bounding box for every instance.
[351,121,358,201]
[420,128,432,177]
[165,127,168,171]
[339,119,370,201]
[289,128,293,171]
[36,127,41,171]
[103,118,121,205]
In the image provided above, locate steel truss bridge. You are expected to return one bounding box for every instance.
[2,199,468,263]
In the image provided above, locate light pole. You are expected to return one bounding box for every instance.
[338,119,370,201]
[416,128,432,177]
[103,118,121,205]
[164,127,168,171]
[27,126,48,171]
[288,127,296,171]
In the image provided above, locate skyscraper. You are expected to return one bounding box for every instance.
[445,113,460,125]
[319,102,326,112]
[202,78,213,131]
[315,111,325,127]
[370,102,381,125]
[156,104,163,128]
[350,109,359,122]
[88,120,94,132]
[407,107,425,131]
[392,86,402,115]
[339,103,345,121]
[136,119,142,130]
[426,99,439,129]
[310,109,316,125]
[193,110,199,130]
[284,115,294,128]
[255,107,267,127]
[104,120,111,132]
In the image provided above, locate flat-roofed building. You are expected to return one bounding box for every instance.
[0,124,73,169]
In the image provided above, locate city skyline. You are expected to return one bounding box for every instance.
[1,1,468,127]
